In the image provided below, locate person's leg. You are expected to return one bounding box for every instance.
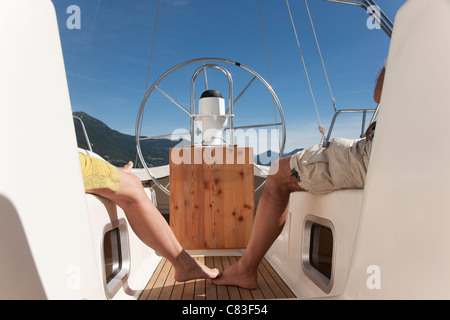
[212,156,304,288]
[87,162,220,281]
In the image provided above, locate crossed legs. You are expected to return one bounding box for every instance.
[212,156,304,289]
[86,161,220,282]
[86,156,300,286]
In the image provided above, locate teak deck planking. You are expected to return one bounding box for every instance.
[139,256,296,300]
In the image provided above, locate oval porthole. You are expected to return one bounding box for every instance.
[302,215,335,293]
[102,219,130,299]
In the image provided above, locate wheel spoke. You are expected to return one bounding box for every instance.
[155,86,190,115]
[227,76,257,113]
[139,131,190,141]
[225,122,283,131]
[202,60,208,91]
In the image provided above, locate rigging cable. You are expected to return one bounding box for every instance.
[145,0,160,94]
[285,0,325,140]
[136,0,160,168]
[304,0,337,112]
[258,0,281,152]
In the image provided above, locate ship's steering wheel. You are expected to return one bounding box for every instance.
[135,57,286,195]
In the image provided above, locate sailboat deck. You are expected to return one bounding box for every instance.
[139,256,296,300]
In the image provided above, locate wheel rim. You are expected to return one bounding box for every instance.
[136,57,286,195]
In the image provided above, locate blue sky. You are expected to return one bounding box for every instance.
[52,0,406,154]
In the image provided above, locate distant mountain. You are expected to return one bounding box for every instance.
[73,112,184,167]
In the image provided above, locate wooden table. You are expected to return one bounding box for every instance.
[169,146,255,249]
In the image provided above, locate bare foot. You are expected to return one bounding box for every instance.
[121,161,133,173]
[211,262,258,289]
[174,259,221,282]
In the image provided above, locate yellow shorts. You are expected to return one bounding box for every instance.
[79,152,121,192]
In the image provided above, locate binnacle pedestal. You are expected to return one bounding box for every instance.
[169,146,255,250]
